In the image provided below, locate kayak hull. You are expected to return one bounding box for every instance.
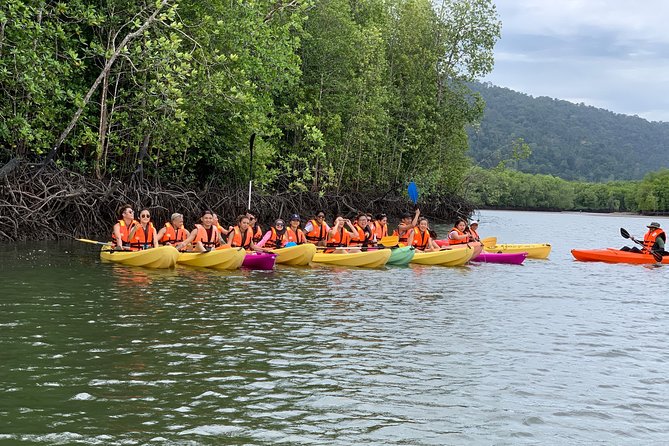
[411,246,474,266]
[387,246,415,266]
[571,248,669,264]
[273,244,317,266]
[100,245,179,268]
[312,249,391,268]
[242,252,277,270]
[471,251,527,265]
[177,248,245,270]
[485,243,551,259]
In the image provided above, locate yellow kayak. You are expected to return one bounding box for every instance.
[312,249,391,268]
[100,245,179,268]
[177,247,245,270]
[272,244,317,266]
[411,246,474,266]
[484,243,551,259]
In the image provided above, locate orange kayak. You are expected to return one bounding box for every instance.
[571,248,668,264]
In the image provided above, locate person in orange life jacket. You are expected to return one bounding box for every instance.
[256,219,287,249]
[448,218,473,245]
[304,211,331,246]
[326,216,357,251]
[412,217,440,252]
[285,214,307,245]
[372,213,389,239]
[212,213,233,237]
[111,204,138,249]
[621,221,666,254]
[228,214,267,251]
[246,211,263,243]
[351,213,376,247]
[177,209,221,252]
[127,209,159,250]
[156,213,190,248]
[393,208,420,245]
[466,220,481,242]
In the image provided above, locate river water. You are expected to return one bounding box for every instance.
[1,210,668,445]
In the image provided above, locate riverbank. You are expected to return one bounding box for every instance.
[0,162,473,242]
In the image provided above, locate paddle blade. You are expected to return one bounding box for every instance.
[408,182,418,204]
[481,236,497,248]
[652,250,663,262]
[620,228,630,239]
[378,235,399,247]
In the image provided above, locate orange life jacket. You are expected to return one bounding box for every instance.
[327,227,351,248]
[373,222,388,239]
[129,223,155,249]
[192,224,220,249]
[393,227,411,244]
[230,226,253,249]
[306,219,327,243]
[351,224,374,247]
[412,228,431,250]
[285,227,306,245]
[643,228,666,252]
[448,227,469,245]
[264,227,284,249]
[111,219,138,246]
[469,228,480,240]
[252,224,263,243]
[160,222,187,246]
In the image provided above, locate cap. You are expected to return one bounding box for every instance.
[469,220,479,226]
[647,222,661,229]
[290,213,300,221]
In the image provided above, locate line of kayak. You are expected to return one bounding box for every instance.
[98,237,553,269]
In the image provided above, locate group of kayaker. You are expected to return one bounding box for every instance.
[111,204,482,253]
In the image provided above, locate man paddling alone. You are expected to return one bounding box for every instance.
[622,222,666,254]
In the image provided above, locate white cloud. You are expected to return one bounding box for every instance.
[486,0,669,121]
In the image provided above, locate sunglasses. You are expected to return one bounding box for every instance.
[276,222,285,227]
[140,214,150,218]
[316,215,325,218]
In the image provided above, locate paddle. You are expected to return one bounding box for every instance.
[620,228,663,262]
[247,133,256,211]
[408,181,418,205]
[76,238,130,252]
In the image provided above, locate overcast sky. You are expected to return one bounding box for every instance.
[483,0,669,122]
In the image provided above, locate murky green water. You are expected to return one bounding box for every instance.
[2,211,669,444]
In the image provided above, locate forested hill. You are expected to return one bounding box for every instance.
[467,82,669,181]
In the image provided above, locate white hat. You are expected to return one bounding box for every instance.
[469,220,479,226]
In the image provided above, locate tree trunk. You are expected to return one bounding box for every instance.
[44,0,171,163]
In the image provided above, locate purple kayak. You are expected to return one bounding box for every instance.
[471,251,527,265]
[242,252,277,270]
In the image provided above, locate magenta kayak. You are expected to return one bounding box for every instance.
[242,252,277,270]
[470,251,527,265]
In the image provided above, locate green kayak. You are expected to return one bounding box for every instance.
[387,246,415,266]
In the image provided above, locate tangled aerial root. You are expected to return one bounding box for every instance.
[0,160,473,241]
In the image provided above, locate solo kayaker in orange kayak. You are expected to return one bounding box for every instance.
[621,222,666,254]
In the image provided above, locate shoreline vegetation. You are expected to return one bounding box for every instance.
[0,161,473,242]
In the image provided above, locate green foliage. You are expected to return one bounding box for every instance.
[468,82,669,182]
[0,0,501,197]
[463,165,669,213]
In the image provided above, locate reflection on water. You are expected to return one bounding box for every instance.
[2,211,669,444]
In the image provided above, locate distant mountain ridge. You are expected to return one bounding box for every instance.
[467,82,669,181]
